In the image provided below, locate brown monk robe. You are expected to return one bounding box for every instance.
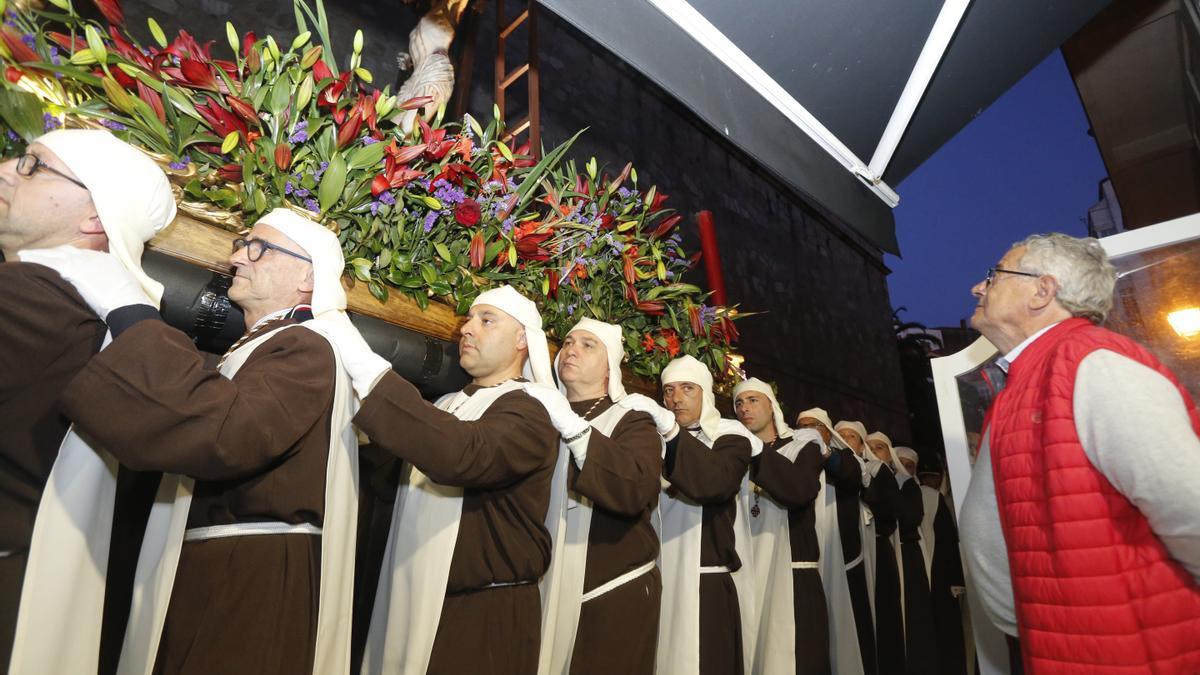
[664,429,754,675]
[896,478,938,675]
[60,311,336,675]
[566,398,662,675]
[353,371,560,675]
[751,436,832,675]
[0,261,106,667]
[863,463,904,674]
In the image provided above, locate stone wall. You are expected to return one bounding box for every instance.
[120,0,911,438]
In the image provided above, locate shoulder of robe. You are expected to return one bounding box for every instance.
[490,386,553,420]
[1,260,90,309]
[246,323,337,367]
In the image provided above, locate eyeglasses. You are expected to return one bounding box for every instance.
[231,237,312,263]
[984,266,1041,286]
[15,153,88,190]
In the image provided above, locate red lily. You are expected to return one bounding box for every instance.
[195,97,248,141]
[418,117,454,160]
[335,108,364,148]
[635,300,666,316]
[319,72,351,109]
[216,163,242,182]
[545,269,560,298]
[514,221,553,262]
[434,162,478,186]
[650,190,669,212]
[242,31,257,58]
[650,214,682,240]
[0,28,38,63]
[661,329,681,357]
[641,334,656,353]
[715,317,740,343]
[398,94,434,111]
[311,58,333,83]
[386,140,427,164]
[136,81,165,123]
[455,136,473,162]
[162,30,214,62]
[274,144,292,171]
[5,66,22,83]
[47,32,88,52]
[469,232,486,269]
[92,0,124,26]
[179,58,219,91]
[687,305,704,336]
[622,246,638,286]
[225,96,259,127]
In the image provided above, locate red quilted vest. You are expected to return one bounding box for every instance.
[986,318,1200,674]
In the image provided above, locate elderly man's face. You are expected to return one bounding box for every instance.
[734,391,774,435]
[838,428,865,454]
[228,223,314,315]
[558,329,609,398]
[796,416,832,444]
[663,381,704,428]
[868,439,893,463]
[898,456,918,476]
[458,304,527,381]
[0,144,102,255]
[970,246,1040,346]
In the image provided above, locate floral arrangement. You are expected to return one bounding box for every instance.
[0,0,743,379]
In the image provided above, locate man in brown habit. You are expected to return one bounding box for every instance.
[55,208,360,675]
[333,284,561,675]
[734,378,831,675]
[0,129,175,675]
[521,317,665,675]
[622,354,760,675]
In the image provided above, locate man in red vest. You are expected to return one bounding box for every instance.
[959,232,1200,675]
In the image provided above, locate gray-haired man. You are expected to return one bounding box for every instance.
[960,232,1200,672]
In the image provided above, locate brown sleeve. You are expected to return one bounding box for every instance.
[862,464,900,518]
[571,410,663,516]
[353,371,558,489]
[750,440,823,509]
[0,263,102,398]
[663,431,751,503]
[61,321,335,480]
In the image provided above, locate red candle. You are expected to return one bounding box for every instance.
[695,210,728,306]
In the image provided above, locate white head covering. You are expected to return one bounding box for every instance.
[472,285,554,386]
[834,420,869,450]
[797,407,849,449]
[37,129,176,306]
[865,431,898,469]
[732,377,791,439]
[254,208,347,317]
[554,317,627,402]
[661,354,721,440]
[892,446,918,480]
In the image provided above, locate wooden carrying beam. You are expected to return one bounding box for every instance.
[147,214,465,341]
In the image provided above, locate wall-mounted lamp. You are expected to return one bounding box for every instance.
[1167,307,1200,338]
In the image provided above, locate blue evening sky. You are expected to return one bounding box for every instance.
[885,49,1108,329]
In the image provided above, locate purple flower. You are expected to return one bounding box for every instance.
[314,161,329,180]
[168,155,191,170]
[6,130,21,142]
[48,46,60,66]
[100,119,127,131]
[378,190,395,205]
[432,179,466,207]
[566,304,576,316]
[288,121,308,144]
[583,293,593,302]
[423,211,438,233]
[369,201,380,216]
[293,187,310,198]
[304,198,320,213]
[501,217,515,235]
[20,34,34,49]
[362,136,379,145]
[284,181,294,195]
[42,113,61,132]
[700,304,717,327]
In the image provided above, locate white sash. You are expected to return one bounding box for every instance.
[362,380,549,675]
[540,404,643,675]
[654,419,760,675]
[8,331,118,674]
[749,440,800,675]
[817,461,865,675]
[117,321,359,675]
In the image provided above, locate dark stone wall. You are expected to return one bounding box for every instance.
[119,0,911,439]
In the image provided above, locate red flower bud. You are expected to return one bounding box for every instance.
[274,143,292,171]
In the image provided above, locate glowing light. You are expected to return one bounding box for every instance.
[1167,307,1200,338]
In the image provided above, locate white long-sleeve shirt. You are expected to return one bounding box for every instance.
[961,344,1200,636]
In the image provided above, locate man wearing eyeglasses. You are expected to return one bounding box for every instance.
[50,208,361,675]
[0,129,176,674]
[960,233,1200,674]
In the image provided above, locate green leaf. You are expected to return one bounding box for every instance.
[84,25,108,73]
[419,262,437,284]
[269,79,292,115]
[317,153,347,212]
[346,139,386,170]
[466,113,484,140]
[434,242,453,263]
[0,89,47,141]
[349,257,372,281]
[368,280,388,302]
[221,131,240,154]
